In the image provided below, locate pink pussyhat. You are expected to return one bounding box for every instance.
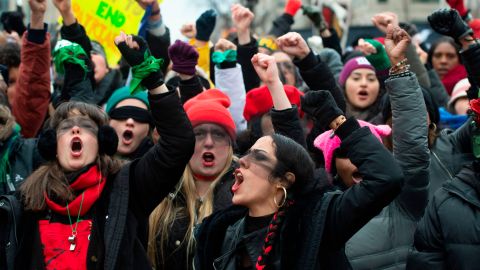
[313,120,391,173]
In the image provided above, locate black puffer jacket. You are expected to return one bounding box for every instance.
[407,163,480,270]
[195,118,404,270]
[429,120,475,198]
[0,136,43,195]
[11,91,195,270]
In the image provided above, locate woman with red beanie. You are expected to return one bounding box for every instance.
[194,53,403,270]
[147,38,243,270]
[148,51,308,269]
[148,88,238,270]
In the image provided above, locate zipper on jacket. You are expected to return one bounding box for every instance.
[432,150,453,180]
[213,248,237,270]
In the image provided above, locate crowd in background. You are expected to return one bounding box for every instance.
[1,0,480,269]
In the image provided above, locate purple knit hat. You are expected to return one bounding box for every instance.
[168,40,199,76]
[313,120,391,173]
[339,57,375,87]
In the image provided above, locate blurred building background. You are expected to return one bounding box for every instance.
[1,0,478,48]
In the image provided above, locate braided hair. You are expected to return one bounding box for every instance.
[255,199,294,270]
[254,134,314,269]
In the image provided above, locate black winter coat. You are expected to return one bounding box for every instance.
[12,91,195,270]
[0,136,43,195]
[407,164,480,270]
[195,119,404,270]
[152,167,235,270]
[154,105,306,270]
[429,121,475,198]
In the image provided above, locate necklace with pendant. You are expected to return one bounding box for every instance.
[66,192,85,251]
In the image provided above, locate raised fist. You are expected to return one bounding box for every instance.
[371,12,399,34]
[29,0,47,14]
[384,24,411,66]
[231,4,254,32]
[301,90,343,131]
[428,8,473,41]
[180,23,196,39]
[276,32,311,60]
[251,53,280,84]
[214,38,237,52]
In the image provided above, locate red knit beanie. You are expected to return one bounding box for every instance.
[184,89,236,139]
[469,19,480,39]
[243,85,304,122]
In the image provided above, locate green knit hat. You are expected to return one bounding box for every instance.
[105,86,150,114]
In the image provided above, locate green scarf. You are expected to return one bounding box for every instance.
[212,50,237,66]
[0,124,20,192]
[53,39,89,79]
[129,51,164,95]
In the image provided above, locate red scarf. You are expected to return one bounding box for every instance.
[40,165,105,269]
[44,165,107,216]
[442,64,467,96]
[193,172,218,182]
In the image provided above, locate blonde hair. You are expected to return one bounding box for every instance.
[148,147,234,268]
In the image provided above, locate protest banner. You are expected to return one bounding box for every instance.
[67,0,147,66]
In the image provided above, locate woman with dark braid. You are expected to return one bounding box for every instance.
[194,53,404,270]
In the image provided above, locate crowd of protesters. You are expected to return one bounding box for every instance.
[0,0,480,269]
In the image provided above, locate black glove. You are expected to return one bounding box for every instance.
[63,62,86,91]
[195,9,217,42]
[302,5,327,31]
[0,11,26,36]
[461,43,480,89]
[116,35,164,90]
[61,60,94,103]
[301,90,343,131]
[116,35,151,66]
[427,8,473,42]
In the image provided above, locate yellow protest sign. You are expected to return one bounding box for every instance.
[67,0,146,67]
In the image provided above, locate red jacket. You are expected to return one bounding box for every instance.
[12,32,51,138]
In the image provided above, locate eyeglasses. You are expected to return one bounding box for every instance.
[193,127,230,145]
[240,149,276,171]
[277,61,295,72]
[57,116,98,135]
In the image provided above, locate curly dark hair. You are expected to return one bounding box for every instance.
[0,42,21,68]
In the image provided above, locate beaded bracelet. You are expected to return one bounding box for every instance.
[389,58,410,76]
[389,70,412,80]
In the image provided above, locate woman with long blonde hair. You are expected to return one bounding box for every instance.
[148,89,238,270]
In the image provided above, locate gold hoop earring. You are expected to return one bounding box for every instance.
[273,186,287,208]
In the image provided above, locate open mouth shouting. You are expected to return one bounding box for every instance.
[122,130,134,145]
[232,169,244,193]
[357,89,369,100]
[202,152,216,167]
[70,137,83,157]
